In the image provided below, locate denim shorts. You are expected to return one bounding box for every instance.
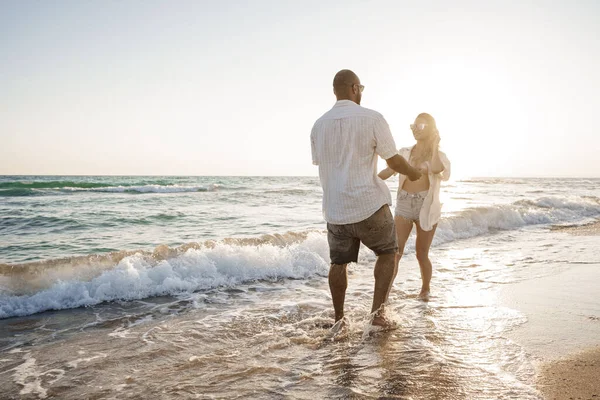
[394,190,428,222]
[326,205,398,265]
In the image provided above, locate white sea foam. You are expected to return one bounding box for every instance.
[12,351,65,399]
[433,196,600,245]
[0,232,330,319]
[1,196,598,319]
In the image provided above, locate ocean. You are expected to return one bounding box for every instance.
[1,175,599,399]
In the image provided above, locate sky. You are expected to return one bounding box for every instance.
[1,0,599,178]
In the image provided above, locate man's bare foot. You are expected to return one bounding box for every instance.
[331,317,346,332]
[371,314,392,327]
[418,290,430,302]
[370,309,398,331]
[327,317,349,341]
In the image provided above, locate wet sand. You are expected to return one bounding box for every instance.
[538,347,600,400]
[550,219,600,236]
[502,257,600,399]
[535,218,600,400]
[512,221,600,399]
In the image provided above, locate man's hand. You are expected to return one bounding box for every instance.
[407,167,422,181]
[386,154,422,180]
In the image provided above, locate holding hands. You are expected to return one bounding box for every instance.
[407,167,422,181]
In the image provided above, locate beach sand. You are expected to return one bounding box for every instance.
[504,221,600,399]
[550,219,600,236]
[537,347,600,400]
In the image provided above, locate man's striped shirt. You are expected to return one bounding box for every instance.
[311,100,398,224]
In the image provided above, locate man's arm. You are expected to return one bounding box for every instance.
[372,113,420,181]
[386,154,422,181]
[310,127,319,166]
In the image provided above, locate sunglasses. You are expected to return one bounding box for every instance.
[410,123,427,131]
[353,84,365,93]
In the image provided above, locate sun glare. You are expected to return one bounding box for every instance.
[390,57,525,179]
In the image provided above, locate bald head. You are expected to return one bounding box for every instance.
[333,69,362,104]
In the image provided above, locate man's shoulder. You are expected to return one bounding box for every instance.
[313,107,338,128]
[313,109,333,123]
[355,105,385,120]
[315,103,385,123]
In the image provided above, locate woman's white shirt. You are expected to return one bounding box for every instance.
[385,146,451,231]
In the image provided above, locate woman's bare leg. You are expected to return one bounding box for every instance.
[415,222,438,300]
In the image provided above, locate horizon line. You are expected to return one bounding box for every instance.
[1,174,600,179]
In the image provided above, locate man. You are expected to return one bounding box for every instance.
[311,69,421,328]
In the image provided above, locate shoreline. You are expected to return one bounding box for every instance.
[550,219,600,235]
[507,221,600,398]
[537,346,600,399]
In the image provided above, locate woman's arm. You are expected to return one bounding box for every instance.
[430,133,445,174]
[378,167,396,180]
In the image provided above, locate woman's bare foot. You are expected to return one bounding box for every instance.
[418,290,430,302]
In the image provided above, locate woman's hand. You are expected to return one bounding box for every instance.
[429,131,445,174]
[431,130,441,150]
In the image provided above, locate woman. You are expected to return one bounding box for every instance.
[378,113,451,301]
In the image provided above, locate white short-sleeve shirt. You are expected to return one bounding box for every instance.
[310,100,398,224]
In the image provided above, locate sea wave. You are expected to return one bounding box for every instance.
[1,195,599,318]
[0,183,319,196]
[0,232,329,319]
[63,184,221,194]
[0,188,44,197]
[0,180,131,189]
[434,196,600,244]
[459,177,600,185]
[0,182,225,196]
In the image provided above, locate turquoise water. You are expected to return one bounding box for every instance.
[2,176,599,265]
[1,176,323,264]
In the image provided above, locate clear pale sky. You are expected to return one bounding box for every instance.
[1,0,599,178]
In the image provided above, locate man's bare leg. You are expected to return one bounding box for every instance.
[371,253,396,326]
[391,216,414,284]
[329,263,348,322]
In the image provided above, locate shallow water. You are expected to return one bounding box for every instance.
[3,226,598,399]
[1,177,599,398]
